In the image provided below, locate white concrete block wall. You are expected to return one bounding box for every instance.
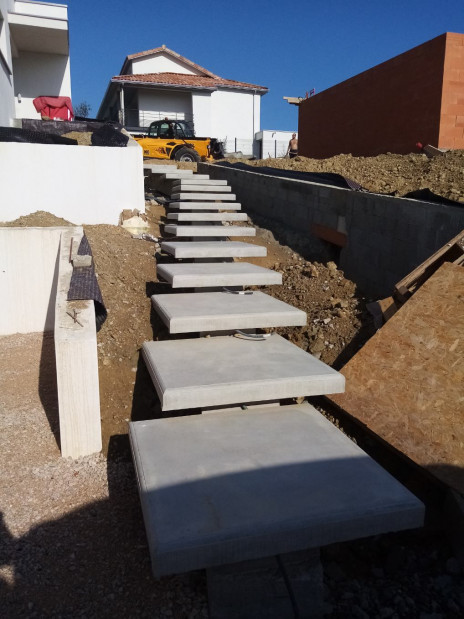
[0,226,65,335]
[210,90,257,143]
[0,139,145,224]
[54,228,102,458]
[13,52,72,119]
[0,0,15,126]
[191,91,211,136]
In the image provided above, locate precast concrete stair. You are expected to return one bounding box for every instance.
[167,212,248,222]
[163,173,210,181]
[152,290,306,334]
[171,178,228,186]
[169,184,232,195]
[144,165,193,176]
[169,202,242,210]
[171,192,237,201]
[156,262,281,288]
[161,241,266,259]
[129,402,424,576]
[142,334,344,411]
[164,224,255,237]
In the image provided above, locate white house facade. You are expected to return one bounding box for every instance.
[0,0,71,127]
[98,46,268,155]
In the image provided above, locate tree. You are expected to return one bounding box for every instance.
[74,101,92,118]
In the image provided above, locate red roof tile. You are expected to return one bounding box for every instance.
[111,72,268,92]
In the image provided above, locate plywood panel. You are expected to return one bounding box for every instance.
[329,262,464,493]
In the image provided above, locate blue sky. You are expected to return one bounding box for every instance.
[67,0,464,131]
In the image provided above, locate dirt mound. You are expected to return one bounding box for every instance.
[237,150,464,202]
[1,211,73,227]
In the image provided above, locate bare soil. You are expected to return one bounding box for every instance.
[238,150,464,202]
[1,151,463,617]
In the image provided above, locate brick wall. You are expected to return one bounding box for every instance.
[439,33,464,149]
[298,34,448,158]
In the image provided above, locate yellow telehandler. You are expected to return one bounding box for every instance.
[134,119,224,162]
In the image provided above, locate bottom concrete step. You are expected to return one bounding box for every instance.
[156,262,282,288]
[161,241,267,259]
[152,290,306,333]
[129,402,424,577]
[142,333,344,410]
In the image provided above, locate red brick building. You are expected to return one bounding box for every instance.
[298,33,464,158]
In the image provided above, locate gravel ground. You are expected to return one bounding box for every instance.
[1,333,462,618]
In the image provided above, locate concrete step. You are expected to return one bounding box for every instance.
[171,193,237,201]
[169,202,242,211]
[164,225,255,237]
[167,212,248,222]
[156,262,281,288]
[171,178,228,186]
[161,241,267,259]
[144,165,186,174]
[141,333,344,411]
[129,402,424,577]
[162,173,209,181]
[170,184,232,193]
[152,290,306,333]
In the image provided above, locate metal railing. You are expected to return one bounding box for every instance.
[118,109,194,130]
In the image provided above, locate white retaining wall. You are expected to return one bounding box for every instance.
[0,139,144,225]
[0,226,66,335]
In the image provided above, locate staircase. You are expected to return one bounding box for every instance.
[131,164,424,618]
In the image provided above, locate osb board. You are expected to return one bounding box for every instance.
[329,262,464,494]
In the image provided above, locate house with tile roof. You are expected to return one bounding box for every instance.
[97,45,268,155]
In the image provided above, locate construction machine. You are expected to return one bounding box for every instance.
[134,119,224,162]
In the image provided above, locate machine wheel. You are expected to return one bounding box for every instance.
[174,147,201,162]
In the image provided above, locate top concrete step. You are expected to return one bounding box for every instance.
[152,290,307,333]
[161,241,267,259]
[141,333,344,411]
[169,202,242,211]
[144,165,187,174]
[129,402,424,576]
[171,193,237,201]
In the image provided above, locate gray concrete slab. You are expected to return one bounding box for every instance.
[156,262,281,288]
[171,178,228,186]
[144,165,187,174]
[171,193,237,201]
[163,173,209,181]
[164,225,255,237]
[152,290,306,333]
[167,212,248,222]
[170,185,232,193]
[169,202,242,211]
[161,241,266,258]
[129,402,424,576]
[141,334,342,410]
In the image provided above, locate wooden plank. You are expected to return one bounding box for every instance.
[329,262,464,494]
[394,229,464,301]
[310,223,347,248]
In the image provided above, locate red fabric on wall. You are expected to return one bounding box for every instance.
[33,96,74,121]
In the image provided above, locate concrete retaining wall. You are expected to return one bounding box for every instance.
[0,226,67,335]
[0,139,144,225]
[199,163,464,297]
